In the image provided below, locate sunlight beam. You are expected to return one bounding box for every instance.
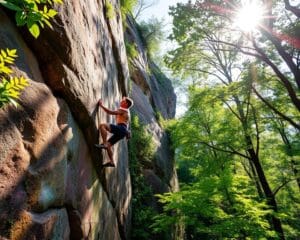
[234,0,265,32]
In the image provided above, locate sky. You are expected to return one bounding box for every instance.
[138,0,188,22]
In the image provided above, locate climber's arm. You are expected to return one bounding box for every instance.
[98,99,122,115]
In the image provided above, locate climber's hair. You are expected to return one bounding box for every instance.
[124,97,134,109]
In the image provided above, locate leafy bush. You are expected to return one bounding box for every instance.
[120,0,138,15]
[120,0,138,25]
[0,49,29,108]
[137,17,164,58]
[128,114,157,239]
[0,0,63,38]
[125,41,138,60]
[129,114,155,167]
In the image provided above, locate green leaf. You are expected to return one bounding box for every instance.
[1,49,7,58]
[53,0,63,4]
[47,9,57,17]
[7,49,17,57]
[0,1,22,11]
[43,18,53,29]
[9,98,18,107]
[15,11,27,26]
[28,23,40,38]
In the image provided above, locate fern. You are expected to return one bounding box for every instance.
[0,49,29,108]
[0,77,29,107]
[0,48,17,75]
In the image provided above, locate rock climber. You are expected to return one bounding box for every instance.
[95,97,134,167]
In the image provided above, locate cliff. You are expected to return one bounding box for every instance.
[0,1,178,239]
[126,15,178,185]
[125,16,180,239]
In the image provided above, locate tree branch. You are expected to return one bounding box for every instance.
[284,0,300,18]
[252,87,300,130]
[273,178,297,196]
[259,26,300,90]
[221,100,242,121]
[199,141,251,159]
[252,39,300,112]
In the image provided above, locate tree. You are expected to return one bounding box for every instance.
[168,0,300,116]
[159,2,300,237]
[133,0,158,20]
[152,88,280,239]
[138,17,165,58]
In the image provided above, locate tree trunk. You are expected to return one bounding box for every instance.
[234,95,285,239]
[249,161,264,199]
[278,128,300,191]
[247,147,285,240]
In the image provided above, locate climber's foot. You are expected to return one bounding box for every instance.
[94,143,108,149]
[102,161,115,167]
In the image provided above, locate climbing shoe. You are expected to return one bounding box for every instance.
[94,144,108,149]
[102,162,115,167]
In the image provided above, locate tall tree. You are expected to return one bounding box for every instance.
[169,0,300,115]
[152,88,280,239]
[163,2,300,237]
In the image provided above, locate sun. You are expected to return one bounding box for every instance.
[234,0,265,32]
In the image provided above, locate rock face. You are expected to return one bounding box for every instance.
[125,15,178,191]
[0,1,178,240]
[125,16,180,240]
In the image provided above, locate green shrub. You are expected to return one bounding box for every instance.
[120,0,138,25]
[125,41,138,60]
[129,114,157,239]
[137,17,164,58]
[0,0,63,38]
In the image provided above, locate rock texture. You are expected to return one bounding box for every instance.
[0,1,130,238]
[0,1,178,240]
[126,15,178,192]
[125,16,180,240]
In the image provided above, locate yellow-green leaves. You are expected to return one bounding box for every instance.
[0,77,29,107]
[105,0,115,19]
[0,0,63,38]
[0,48,17,75]
[0,49,29,108]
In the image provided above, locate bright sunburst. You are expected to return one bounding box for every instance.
[235,0,265,32]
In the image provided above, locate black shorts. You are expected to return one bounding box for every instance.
[108,124,128,145]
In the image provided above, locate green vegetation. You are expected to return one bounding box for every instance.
[0,1,62,107]
[0,49,28,108]
[105,0,115,19]
[151,1,300,239]
[137,17,164,58]
[0,0,63,38]
[120,0,138,23]
[154,109,166,128]
[125,41,138,61]
[128,114,158,239]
